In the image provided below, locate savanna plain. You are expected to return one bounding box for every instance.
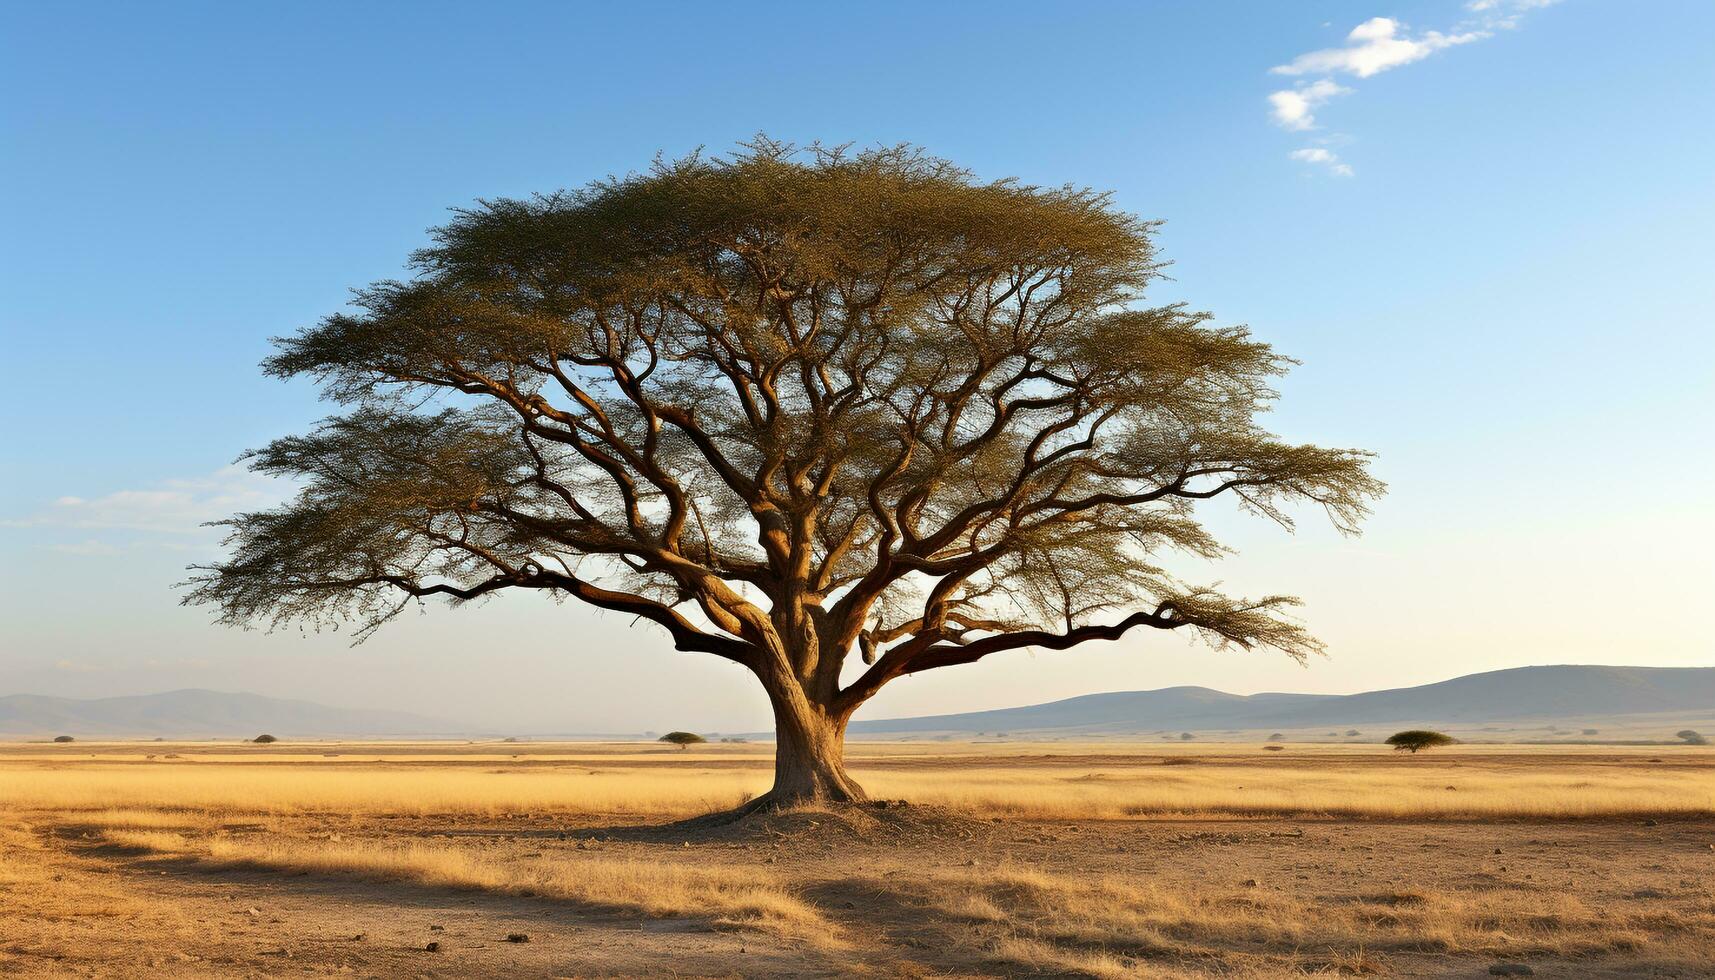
[3,741,1712,978]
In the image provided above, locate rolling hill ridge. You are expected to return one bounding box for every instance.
[6,665,1711,739]
[849,665,1715,737]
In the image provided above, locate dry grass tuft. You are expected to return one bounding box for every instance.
[101,827,829,941]
[880,862,1711,975]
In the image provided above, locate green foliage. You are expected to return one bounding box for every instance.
[1676,729,1707,745]
[252,734,278,744]
[52,735,74,743]
[1386,730,1456,753]
[184,138,1381,724]
[659,731,706,749]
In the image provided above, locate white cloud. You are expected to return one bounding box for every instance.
[1289,148,1355,177]
[1268,79,1351,130]
[5,465,292,544]
[1265,3,1559,174]
[1273,17,1487,79]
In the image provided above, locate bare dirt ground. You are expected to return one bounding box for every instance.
[3,743,1712,978]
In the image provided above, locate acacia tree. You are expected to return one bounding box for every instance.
[186,141,1381,810]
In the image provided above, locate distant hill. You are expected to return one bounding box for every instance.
[0,689,453,738]
[850,665,1715,738]
[8,666,1712,741]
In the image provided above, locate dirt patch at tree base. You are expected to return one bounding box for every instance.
[592,800,999,848]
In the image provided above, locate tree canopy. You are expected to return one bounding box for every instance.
[186,139,1382,807]
[1386,730,1455,753]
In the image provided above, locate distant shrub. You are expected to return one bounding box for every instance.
[502,736,520,743]
[659,731,706,749]
[1267,732,1285,741]
[52,735,74,743]
[1263,744,1286,752]
[251,734,278,744]
[1345,729,1360,737]
[1582,729,1599,736]
[1179,732,1195,741]
[718,737,748,743]
[1386,730,1456,753]
[1676,729,1708,746]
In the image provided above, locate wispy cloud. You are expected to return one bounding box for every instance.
[1266,1,1561,172]
[53,659,105,674]
[1466,0,1562,29]
[1289,147,1355,178]
[52,656,214,673]
[50,539,127,556]
[5,465,291,552]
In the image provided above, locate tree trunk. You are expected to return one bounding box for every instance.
[761,692,866,808]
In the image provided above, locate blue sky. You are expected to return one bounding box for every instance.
[3,1,1711,732]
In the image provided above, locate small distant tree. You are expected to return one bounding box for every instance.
[1179,732,1196,741]
[1267,732,1285,741]
[252,734,278,743]
[52,735,74,743]
[1386,730,1455,753]
[1345,729,1360,736]
[1676,729,1708,746]
[660,731,707,749]
[1263,744,1285,751]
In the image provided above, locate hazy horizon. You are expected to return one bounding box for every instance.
[4,1,1712,733]
[7,663,1713,739]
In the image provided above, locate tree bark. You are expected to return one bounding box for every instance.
[759,688,866,807]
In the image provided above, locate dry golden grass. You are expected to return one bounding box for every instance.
[0,821,185,928]
[908,863,1679,964]
[0,764,763,818]
[870,764,1715,819]
[99,826,827,941]
[3,743,1712,978]
[3,743,1708,821]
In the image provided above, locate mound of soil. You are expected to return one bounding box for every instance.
[589,800,997,848]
